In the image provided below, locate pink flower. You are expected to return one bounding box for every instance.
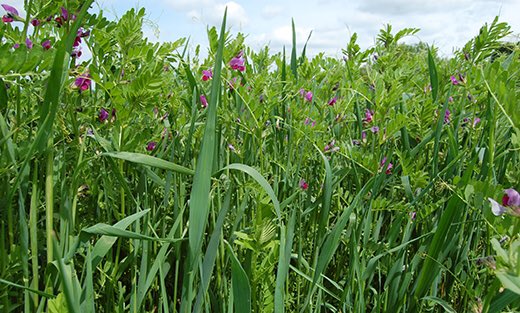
[229,51,245,72]
[30,18,40,26]
[200,94,208,108]
[299,88,305,96]
[74,73,91,92]
[488,188,520,216]
[380,157,393,175]
[202,69,213,81]
[328,97,337,106]
[304,91,313,102]
[363,109,374,123]
[146,141,157,151]
[1,4,19,22]
[450,75,459,85]
[473,117,481,127]
[299,179,308,191]
[42,39,51,50]
[444,109,451,124]
[98,108,109,122]
[25,38,33,49]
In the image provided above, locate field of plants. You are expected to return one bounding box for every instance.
[1,1,519,312]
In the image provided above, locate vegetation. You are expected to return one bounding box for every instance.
[0,1,519,312]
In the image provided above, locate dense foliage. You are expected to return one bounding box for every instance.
[1,1,519,312]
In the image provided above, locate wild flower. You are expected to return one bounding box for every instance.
[202,69,213,81]
[363,109,374,123]
[380,157,393,175]
[111,108,117,122]
[473,117,481,127]
[25,38,33,49]
[98,108,109,122]
[444,109,451,124]
[299,179,309,191]
[328,97,337,106]
[324,140,338,152]
[304,91,313,102]
[12,43,19,49]
[74,73,91,92]
[146,141,157,151]
[229,51,245,71]
[450,75,459,85]
[488,188,520,216]
[370,126,379,133]
[42,39,51,50]
[200,94,208,108]
[30,18,40,26]
[1,4,20,23]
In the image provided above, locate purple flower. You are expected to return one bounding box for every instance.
[111,108,117,122]
[200,94,208,108]
[71,47,82,58]
[352,139,360,146]
[488,188,520,216]
[450,75,459,85]
[304,91,313,102]
[409,211,416,220]
[299,179,309,191]
[363,109,374,123]
[1,4,18,16]
[328,97,337,106]
[370,126,379,134]
[444,109,451,124]
[228,144,236,151]
[25,38,33,49]
[12,43,19,49]
[2,4,20,22]
[74,73,91,92]
[146,141,157,151]
[202,69,213,81]
[229,51,245,72]
[473,117,481,127]
[362,131,367,141]
[61,7,69,21]
[259,94,265,103]
[299,88,305,96]
[30,18,40,26]
[98,108,109,122]
[380,157,393,175]
[42,39,51,50]
[448,96,454,103]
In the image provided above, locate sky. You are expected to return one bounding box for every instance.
[3,0,520,58]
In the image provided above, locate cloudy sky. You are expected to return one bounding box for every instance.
[3,0,519,57]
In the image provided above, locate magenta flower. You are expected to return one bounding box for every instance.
[450,75,459,85]
[25,38,33,49]
[380,157,393,175]
[202,69,213,81]
[77,28,90,38]
[363,109,374,123]
[30,18,40,26]
[146,141,157,151]
[488,188,520,216]
[328,97,337,106]
[200,94,208,108]
[98,108,109,122]
[473,117,481,127]
[42,39,51,50]
[299,179,309,191]
[111,108,117,122]
[229,51,245,72]
[2,4,20,22]
[324,140,339,153]
[444,109,451,124]
[305,91,313,102]
[12,43,19,49]
[71,47,82,58]
[74,73,91,92]
[60,7,69,21]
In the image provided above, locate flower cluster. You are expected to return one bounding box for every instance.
[229,51,245,72]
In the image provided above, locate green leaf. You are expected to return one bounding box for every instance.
[102,151,194,175]
[227,243,251,313]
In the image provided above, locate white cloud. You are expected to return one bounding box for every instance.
[261,5,283,19]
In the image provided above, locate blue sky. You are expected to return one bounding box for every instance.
[4,0,520,57]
